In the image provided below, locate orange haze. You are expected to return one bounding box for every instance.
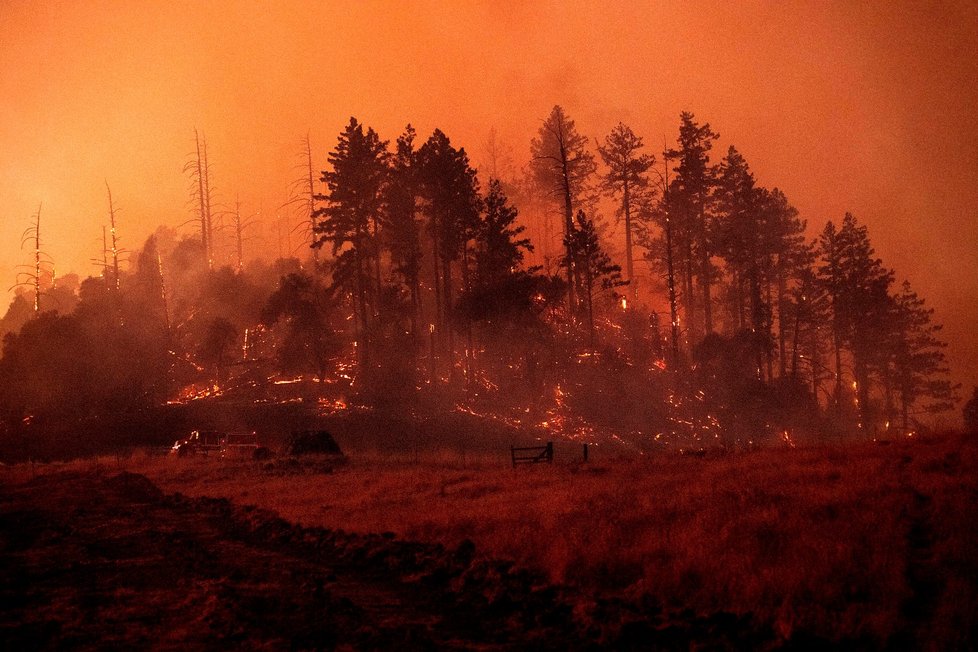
[1,1,977,412]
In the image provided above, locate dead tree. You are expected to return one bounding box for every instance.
[12,203,49,313]
[157,251,170,333]
[231,194,259,273]
[105,181,123,290]
[281,132,319,264]
[184,129,215,267]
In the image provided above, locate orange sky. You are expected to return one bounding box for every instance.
[2,1,977,407]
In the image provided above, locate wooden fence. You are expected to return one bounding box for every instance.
[511,442,554,467]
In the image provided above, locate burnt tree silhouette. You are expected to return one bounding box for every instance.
[384,125,424,347]
[452,178,555,394]
[184,129,215,268]
[597,122,654,300]
[665,112,719,342]
[762,188,808,379]
[714,145,765,371]
[13,204,49,314]
[103,181,124,291]
[314,117,390,367]
[475,178,534,287]
[884,281,957,430]
[530,105,597,315]
[282,132,321,264]
[417,129,482,381]
[563,210,626,350]
[817,213,893,431]
[644,141,682,365]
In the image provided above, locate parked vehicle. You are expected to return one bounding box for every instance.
[169,430,265,458]
[221,431,262,458]
[170,430,224,457]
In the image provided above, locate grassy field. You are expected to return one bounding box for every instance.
[8,429,976,648]
[62,429,968,648]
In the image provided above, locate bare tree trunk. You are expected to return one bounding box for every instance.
[105,181,121,291]
[665,213,680,365]
[101,226,110,290]
[660,150,680,366]
[777,264,788,378]
[443,253,455,382]
[586,271,595,351]
[833,321,843,417]
[432,212,443,368]
[462,245,474,389]
[765,272,774,381]
[701,248,713,336]
[304,133,319,265]
[194,129,208,265]
[32,204,41,313]
[234,196,244,273]
[157,252,170,334]
[790,298,801,379]
[560,152,577,316]
[202,137,214,268]
[623,179,636,299]
[683,240,696,344]
[354,227,370,367]
[749,266,763,380]
[372,214,383,318]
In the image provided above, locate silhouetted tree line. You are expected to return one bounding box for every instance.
[0,109,960,451]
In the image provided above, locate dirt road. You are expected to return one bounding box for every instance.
[0,470,774,650]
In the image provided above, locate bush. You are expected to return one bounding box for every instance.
[285,430,342,456]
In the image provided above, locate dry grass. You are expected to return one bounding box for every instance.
[8,432,976,646]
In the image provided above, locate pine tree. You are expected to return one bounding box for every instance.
[762,188,808,379]
[597,123,654,299]
[817,213,893,431]
[475,178,533,287]
[642,143,682,365]
[314,117,390,366]
[530,105,597,313]
[785,260,830,399]
[885,281,957,430]
[417,128,482,379]
[563,210,626,350]
[665,112,719,341]
[714,146,763,338]
[384,125,424,344]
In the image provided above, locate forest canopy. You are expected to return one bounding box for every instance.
[0,109,961,454]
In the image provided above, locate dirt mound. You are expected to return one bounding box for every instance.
[0,470,783,649]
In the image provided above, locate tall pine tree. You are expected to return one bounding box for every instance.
[665,112,719,342]
[597,122,654,299]
[314,117,390,366]
[530,105,597,314]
